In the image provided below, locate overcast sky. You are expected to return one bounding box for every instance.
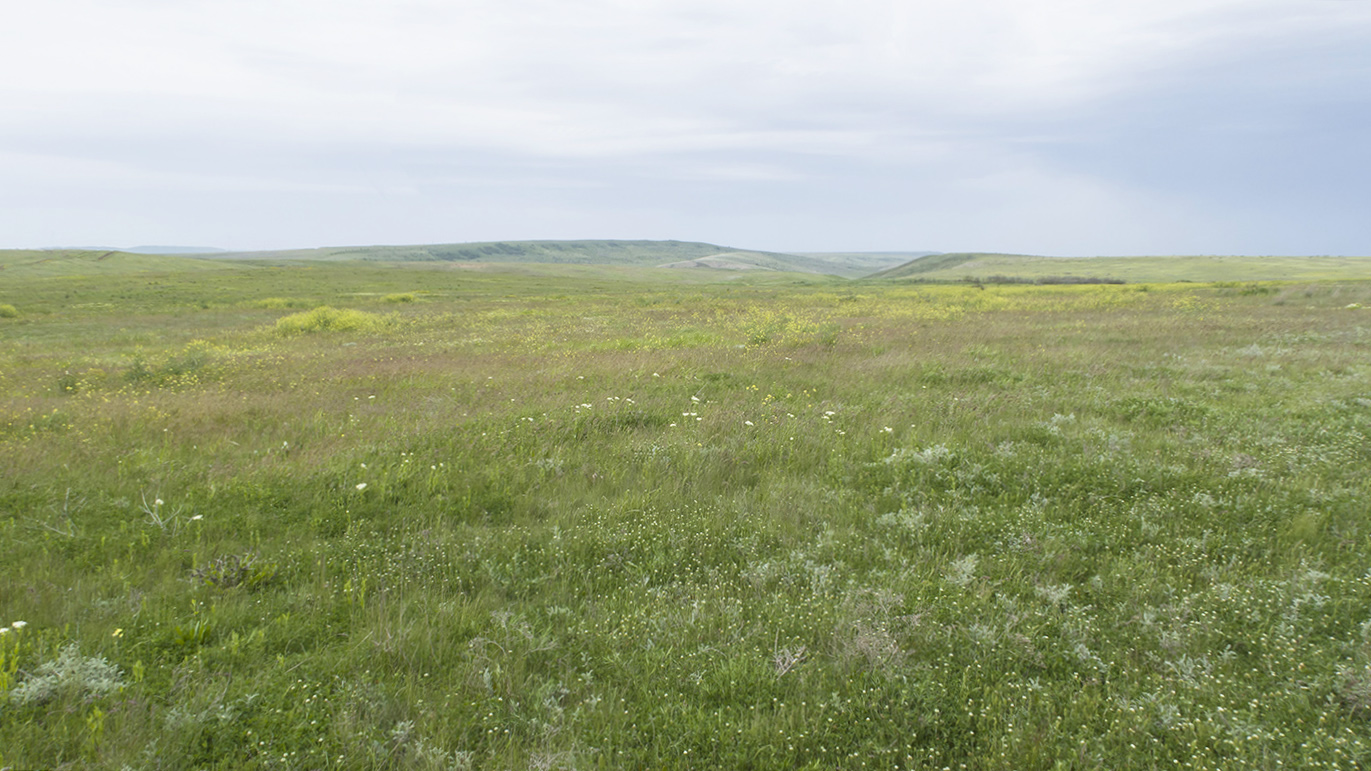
[3,0,1369,255]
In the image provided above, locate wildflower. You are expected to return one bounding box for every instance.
[0,628,9,635]
[355,483,368,491]
[190,515,203,521]
[882,426,893,433]
[154,498,164,506]
[12,620,26,629]
[691,396,700,403]
[744,420,754,426]
[112,628,123,638]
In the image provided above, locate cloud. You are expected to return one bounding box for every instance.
[1,0,1368,251]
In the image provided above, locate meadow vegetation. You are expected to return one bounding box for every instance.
[2,260,1370,769]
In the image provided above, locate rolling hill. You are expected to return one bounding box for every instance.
[872,252,1371,283]
[0,249,239,279]
[201,240,907,278]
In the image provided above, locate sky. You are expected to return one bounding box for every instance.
[2,0,1369,255]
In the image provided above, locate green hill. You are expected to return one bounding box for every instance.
[872,252,1371,283]
[792,251,939,275]
[0,249,239,279]
[204,240,886,277]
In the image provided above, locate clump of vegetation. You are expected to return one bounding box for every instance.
[7,645,125,707]
[247,296,312,309]
[381,292,417,303]
[275,305,389,334]
[0,303,19,318]
[191,552,278,590]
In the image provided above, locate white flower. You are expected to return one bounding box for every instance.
[11,620,26,629]
[190,515,203,521]
[0,628,9,635]
[883,426,893,433]
[355,483,368,491]
[154,498,164,506]
[744,420,754,426]
[690,396,700,403]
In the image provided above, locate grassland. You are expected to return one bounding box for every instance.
[876,252,1371,284]
[2,259,1371,769]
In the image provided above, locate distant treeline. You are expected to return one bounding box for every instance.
[971,274,1126,285]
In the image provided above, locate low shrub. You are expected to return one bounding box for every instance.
[275,306,389,334]
[8,645,125,707]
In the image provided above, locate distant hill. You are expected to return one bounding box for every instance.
[203,239,884,277]
[872,252,1371,283]
[0,249,238,278]
[125,245,228,255]
[870,253,1037,279]
[792,252,939,275]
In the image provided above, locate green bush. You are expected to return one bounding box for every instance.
[275,306,388,334]
[0,304,18,318]
[381,292,416,303]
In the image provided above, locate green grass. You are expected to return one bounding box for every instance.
[2,261,1371,768]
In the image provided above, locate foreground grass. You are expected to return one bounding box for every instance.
[2,265,1371,769]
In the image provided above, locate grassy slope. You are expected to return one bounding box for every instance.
[3,264,1371,768]
[0,249,239,279]
[205,240,872,277]
[875,252,1371,282]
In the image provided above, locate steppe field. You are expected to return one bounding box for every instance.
[3,254,1371,769]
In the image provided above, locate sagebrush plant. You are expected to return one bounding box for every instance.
[1,261,1370,768]
[0,303,18,319]
[7,644,125,707]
